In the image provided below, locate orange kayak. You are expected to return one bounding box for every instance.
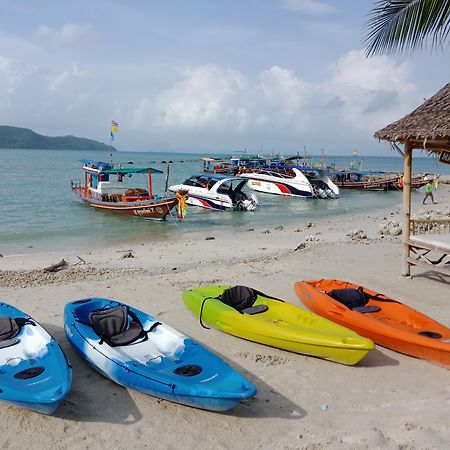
[294,279,450,368]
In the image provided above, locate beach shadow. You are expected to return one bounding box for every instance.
[354,347,399,368]
[197,344,306,420]
[43,323,142,425]
[44,324,304,420]
[411,270,450,285]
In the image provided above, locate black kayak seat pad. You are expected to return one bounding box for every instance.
[89,306,143,346]
[241,304,269,315]
[353,305,381,314]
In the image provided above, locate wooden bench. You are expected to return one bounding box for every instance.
[407,219,450,276]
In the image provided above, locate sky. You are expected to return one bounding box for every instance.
[0,0,449,155]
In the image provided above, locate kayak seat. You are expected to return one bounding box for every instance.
[329,287,398,313]
[0,316,35,349]
[219,286,257,312]
[329,288,369,310]
[89,306,144,346]
[199,286,282,329]
[0,316,20,341]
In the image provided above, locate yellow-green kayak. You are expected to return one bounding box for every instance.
[182,285,375,365]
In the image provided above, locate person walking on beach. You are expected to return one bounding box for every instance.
[423,179,436,205]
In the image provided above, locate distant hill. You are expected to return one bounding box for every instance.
[0,125,116,151]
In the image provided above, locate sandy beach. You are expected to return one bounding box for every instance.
[1,184,449,450]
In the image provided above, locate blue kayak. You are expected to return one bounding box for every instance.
[64,298,256,411]
[0,302,72,414]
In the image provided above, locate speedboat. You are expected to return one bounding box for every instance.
[168,174,257,211]
[239,166,339,199]
[239,167,314,197]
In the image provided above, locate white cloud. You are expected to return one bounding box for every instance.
[324,50,416,131]
[0,55,35,94]
[48,63,87,91]
[258,66,310,115]
[0,45,418,152]
[34,24,95,47]
[129,51,416,147]
[279,0,338,15]
[134,65,248,132]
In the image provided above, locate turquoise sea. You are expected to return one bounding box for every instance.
[1,149,449,254]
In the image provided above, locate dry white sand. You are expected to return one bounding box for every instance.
[1,184,449,450]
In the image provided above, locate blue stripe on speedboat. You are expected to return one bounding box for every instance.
[189,195,227,210]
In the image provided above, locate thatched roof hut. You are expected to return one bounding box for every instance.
[375,83,450,152]
[374,82,450,277]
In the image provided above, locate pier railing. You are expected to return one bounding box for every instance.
[410,218,450,235]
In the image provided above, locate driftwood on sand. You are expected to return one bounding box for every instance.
[43,259,67,272]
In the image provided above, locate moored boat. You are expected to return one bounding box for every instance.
[71,160,185,220]
[201,157,233,174]
[328,170,436,191]
[168,174,258,211]
[294,279,450,368]
[239,166,339,199]
[239,167,314,197]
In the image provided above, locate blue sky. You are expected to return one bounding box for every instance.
[0,0,448,155]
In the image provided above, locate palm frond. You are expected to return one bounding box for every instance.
[364,0,450,56]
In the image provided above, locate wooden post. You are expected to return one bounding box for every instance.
[148,169,153,199]
[164,163,170,193]
[402,140,413,277]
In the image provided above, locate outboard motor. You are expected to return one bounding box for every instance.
[234,192,258,211]
[325,188,337,199]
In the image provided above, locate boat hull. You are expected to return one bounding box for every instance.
[64,298,256,411]
[183,286,374,365]
[73,188,179,220]
[332,176,430,190]
[244,178,313,197]
[294,280,450,368]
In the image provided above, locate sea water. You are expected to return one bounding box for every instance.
[1,149,449,254]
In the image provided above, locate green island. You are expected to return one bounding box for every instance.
[0,125,116,151]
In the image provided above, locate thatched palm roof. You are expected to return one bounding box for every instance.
[374,83,450,151]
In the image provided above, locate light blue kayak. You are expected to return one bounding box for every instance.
[0,302,72,414]
[64,298,256,411]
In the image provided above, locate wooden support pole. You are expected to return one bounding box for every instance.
[402,140,413,277]
[148,169,153,199]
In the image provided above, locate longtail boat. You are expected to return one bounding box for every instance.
[71,160,185,220]
[328,170,435,191]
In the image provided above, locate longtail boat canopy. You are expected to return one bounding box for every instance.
[103,167,163,175]
[79,159,163,174]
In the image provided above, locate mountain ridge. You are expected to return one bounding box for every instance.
[0,125,116,151]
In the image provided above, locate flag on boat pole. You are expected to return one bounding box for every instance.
[110,120,119,164]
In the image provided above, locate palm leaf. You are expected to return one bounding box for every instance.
[364,0,450,56]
